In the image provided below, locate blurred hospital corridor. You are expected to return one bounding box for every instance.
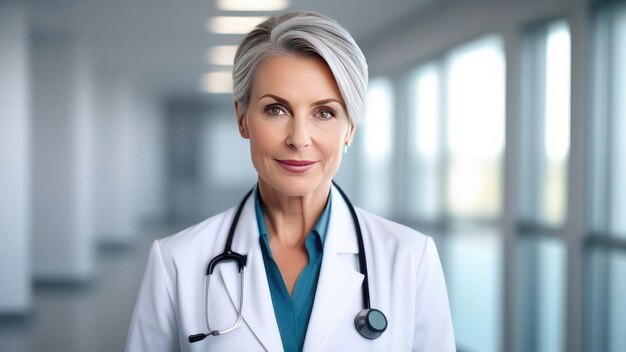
[0,233,153,351]
[2,0,626,351]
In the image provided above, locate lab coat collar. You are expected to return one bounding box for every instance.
[218,184,363,352]
[303,185,363,351]
[323,185,360,254]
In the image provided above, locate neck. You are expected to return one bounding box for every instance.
[258,179,331,248]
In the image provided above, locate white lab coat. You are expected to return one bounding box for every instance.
[126,186,455,351]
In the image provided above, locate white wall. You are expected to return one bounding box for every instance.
[0,0,31,313]
[363,0,569,75]
[95,74,136,241]
[31,34,95,281]
[132,92,167,227]
[164,100,258,223]
[201,105,257,214]
[95,74,165,242]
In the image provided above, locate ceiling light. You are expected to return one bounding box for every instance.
[200,72,233,94]
[208,45,238,66]
[216,0,289,11]
[208,16,268,34]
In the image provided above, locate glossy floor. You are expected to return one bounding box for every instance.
[0,236,153,352]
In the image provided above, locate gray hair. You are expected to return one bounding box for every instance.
[232,11,368,125]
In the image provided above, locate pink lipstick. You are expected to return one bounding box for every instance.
[277,159,316,173]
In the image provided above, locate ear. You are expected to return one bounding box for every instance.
[234,101,250,139]
[345,122,356,146]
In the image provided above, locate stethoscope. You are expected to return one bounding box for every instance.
[188,182,388,343]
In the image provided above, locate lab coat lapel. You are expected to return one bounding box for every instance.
[217,192,283,352]
[303,186,363,352]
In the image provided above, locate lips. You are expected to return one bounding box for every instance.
[276,159,317,173]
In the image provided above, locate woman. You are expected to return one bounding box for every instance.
[126,11,455,352]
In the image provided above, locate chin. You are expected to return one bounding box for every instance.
[260,174,331,198]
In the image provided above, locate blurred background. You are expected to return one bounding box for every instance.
[1,0,625,351]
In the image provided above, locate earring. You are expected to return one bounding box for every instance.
[343,142,350,154]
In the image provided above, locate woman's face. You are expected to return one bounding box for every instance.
[236,55,355,197]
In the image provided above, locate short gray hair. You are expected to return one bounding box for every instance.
[232,11,368,125]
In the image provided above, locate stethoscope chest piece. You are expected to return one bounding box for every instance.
[354,308,387,339]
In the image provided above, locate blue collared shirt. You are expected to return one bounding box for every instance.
[254,189,331,352]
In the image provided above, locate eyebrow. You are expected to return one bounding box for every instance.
[257,94,345,108]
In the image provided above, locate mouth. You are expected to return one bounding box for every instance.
[276,159,317,173]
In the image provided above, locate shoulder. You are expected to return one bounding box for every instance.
[355,207,429,245]
[355,207,434,263]
[155,206,238,263]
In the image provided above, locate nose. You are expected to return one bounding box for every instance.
[285,115,312,149]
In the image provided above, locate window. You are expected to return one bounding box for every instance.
[359,77,394,216]
[588,4,626,352]
[407,64,442,220]
[444,36,505,352]
[406,35,506,352]
[515,19,571,352]
[590,3,626,239]
[589,247,626,351]
[516,235,566,352]
[406,36,506,223]
[519,21,571,227]
[444,36,506,220]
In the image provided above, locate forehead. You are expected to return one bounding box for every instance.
[250,55,344,103]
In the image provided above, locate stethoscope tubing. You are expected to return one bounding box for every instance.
[331,181,373,310]
[204,269,244,336]
[188,182,386,343]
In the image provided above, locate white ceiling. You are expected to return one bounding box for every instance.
[27,0,434,97]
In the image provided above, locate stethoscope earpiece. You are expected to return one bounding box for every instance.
[355,308,388,340]
[188,334,208,343]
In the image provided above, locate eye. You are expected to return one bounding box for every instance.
[264,105,287,116]
[315,108,335,120]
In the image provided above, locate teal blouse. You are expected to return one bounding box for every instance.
[254,190,331,352]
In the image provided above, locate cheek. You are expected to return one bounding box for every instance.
[318,130,346,161]
[320,123,349,149]
[247,120,283,160]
